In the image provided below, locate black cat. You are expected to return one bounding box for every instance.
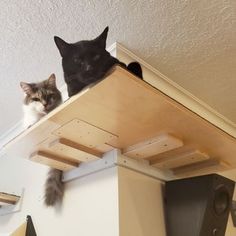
[54,26,143,97]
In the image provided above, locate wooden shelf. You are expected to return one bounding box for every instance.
[0,192,20,205]
[3,66,236,177]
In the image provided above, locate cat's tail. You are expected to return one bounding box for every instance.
[44,168,64,206]
[127,62,143,79]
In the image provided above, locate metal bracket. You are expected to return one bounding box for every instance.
[63,149,174,183]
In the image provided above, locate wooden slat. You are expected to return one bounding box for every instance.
[30,151,79,171]
[151,150,209,169]
[123,134,183,158]
[0,192,20,205]
[49,138,102,162]
[173,159,230,177]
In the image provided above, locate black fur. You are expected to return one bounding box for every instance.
[127,62,143,79]
[54,26,143,97]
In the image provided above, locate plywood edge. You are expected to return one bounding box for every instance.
[30,150,79,171]
[0,192,20,205]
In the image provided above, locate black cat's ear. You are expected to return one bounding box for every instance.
[54,36,70,57]
[47,74,56,87]
[20,82,33,95]
[94,26,109,48]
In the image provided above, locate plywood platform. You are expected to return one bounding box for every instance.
[3,66,236,177]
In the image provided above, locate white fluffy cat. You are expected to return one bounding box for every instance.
[20,74,64,207]
[20,74,62,128]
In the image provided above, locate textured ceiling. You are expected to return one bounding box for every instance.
[0,0,235,137]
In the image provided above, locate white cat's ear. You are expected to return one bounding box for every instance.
[20,82,33,95]
[94,26,108,49]
[54,36,70,57]
[47,74,56,87]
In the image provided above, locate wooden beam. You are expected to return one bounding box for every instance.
[30,151,79,171]
[49,138,102,162]
[123,134,183,158]
[151,150,209,169]
[173,159,230,177]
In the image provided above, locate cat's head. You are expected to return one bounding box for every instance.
[54,27,118,89]
[20,74,62,114]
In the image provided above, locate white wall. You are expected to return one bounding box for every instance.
[0,156,119,236]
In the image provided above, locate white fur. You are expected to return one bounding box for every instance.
[23,102,46,128]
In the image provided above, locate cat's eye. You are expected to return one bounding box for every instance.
[32,98,40,102]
